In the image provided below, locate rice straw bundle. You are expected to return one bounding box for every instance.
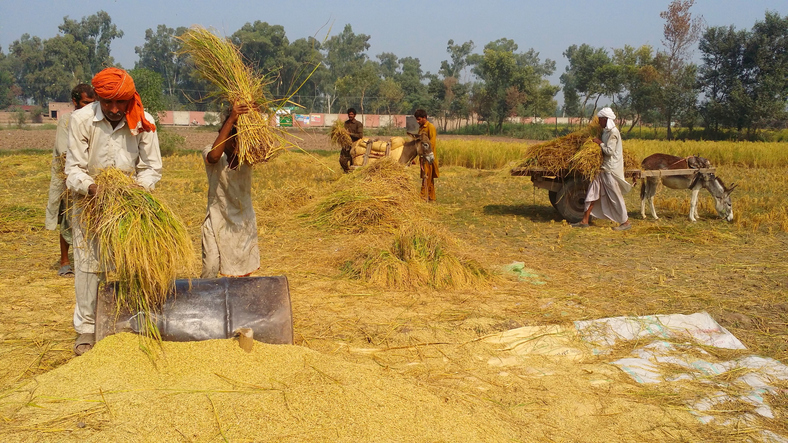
[341,221,492,290]
[303,158,426,233]
[78,168,194,338]
[329,118,352,149]
[518,118,637,180]
[569,143,640,179]
[179,26,284,165]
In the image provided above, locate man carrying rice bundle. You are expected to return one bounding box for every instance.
[201,102,260,279]
[45,84,95,277]
[572,107,632,231]
[65,67,162,355]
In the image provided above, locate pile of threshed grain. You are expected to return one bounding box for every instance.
[179,26,286,165]
[77,168,194,337]
[519,119,638,180]
[0,333,520,442]
[341,221,493,290]
[302,158,427,234]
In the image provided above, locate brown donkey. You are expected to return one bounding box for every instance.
[640,153,736,222]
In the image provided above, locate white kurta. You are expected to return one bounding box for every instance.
[201,145,260,278]
[45,113,72,239]
[585,125,632,224]
[64,102,162,334]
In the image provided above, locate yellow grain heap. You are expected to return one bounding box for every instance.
[179,26,285,165]
[1,333,519,442]
[76,168,194,336]
[519,118,638,179]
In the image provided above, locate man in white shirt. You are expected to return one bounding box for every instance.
[65,67,162,355]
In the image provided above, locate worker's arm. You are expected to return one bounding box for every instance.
[207,103,250,164]
[595,131,620,157]
[135,112,163,192]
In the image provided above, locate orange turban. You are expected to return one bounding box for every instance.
[92,67,156,134]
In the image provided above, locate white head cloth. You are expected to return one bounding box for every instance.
[597,107,616,130]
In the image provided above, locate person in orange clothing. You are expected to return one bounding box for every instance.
[414,109,438,201]
[65,67,162,355]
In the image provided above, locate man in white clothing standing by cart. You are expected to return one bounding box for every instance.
[572,107,632,231]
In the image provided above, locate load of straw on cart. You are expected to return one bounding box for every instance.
[515,117,639,180]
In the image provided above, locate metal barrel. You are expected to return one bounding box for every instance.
[95,276,293,345]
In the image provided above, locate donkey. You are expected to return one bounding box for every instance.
[640,153,736,222]
[399,132,434,165]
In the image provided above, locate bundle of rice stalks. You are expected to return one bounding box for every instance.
[179,26,284,165]
[341,222,492,290]
[78,168,194,338]
[519,118,638,179]
[329,118,352,149]
[302,158,425,233]
[569,144,640,179]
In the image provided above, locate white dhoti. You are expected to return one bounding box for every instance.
[585,172,631,224]
[200,145,260,278]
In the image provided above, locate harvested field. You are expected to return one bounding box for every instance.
[0,127,787,441]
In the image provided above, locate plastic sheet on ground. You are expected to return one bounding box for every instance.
[484,312,788,441]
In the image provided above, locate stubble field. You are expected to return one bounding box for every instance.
[0,126,786,442]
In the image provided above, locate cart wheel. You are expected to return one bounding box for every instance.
[548,191,559,209]
[555,177,589,223]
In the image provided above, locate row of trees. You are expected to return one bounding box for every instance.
[1,2,786,138]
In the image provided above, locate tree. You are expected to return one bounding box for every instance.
[232,22,290,96]
[129,68,166,122]
[697,25,748,133]
[656,0,704,140]
[470,39,558,133]
[281,37,326,112]
[612,45,660,134]
[698,12,788,136]
[559,44,613,120]
[322,25,371,113]
[0,51,16,108]
[135,25,190,101]
[59,10,123,75]
[436,40,475,130]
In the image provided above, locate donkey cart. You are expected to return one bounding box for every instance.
[510,165,716,223]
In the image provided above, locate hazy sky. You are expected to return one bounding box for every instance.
[1,0,786,100]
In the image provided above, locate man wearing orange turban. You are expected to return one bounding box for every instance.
[91,67,156,134]
[64,67,162,355]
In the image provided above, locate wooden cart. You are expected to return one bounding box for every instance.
[510,166,716,223]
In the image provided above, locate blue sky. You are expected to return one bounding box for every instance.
[1,0,786,100]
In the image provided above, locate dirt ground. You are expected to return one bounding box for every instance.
[0,127,786,441]
[0,125,526,152]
